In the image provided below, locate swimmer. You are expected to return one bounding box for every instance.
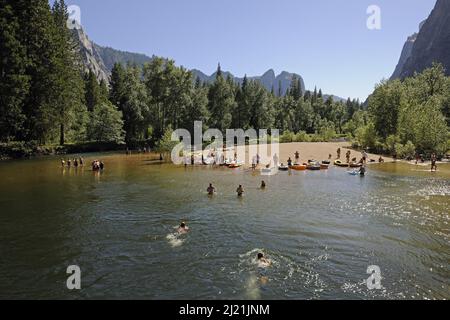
[257,252,272,268]
[207,183,216,195]
[177,222,189,234]
[236,185,244,197]
[261,181,266,189]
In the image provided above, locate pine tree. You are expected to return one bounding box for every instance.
[84,70,102,112]
[0,0,29,141]
[51,0,86,145]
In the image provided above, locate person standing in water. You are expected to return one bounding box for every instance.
[287,157,293,167]
[207,183,216,195]
[236,185,244,197]
[61,159,65,167]
[79,157,84,166]
[431,153,437,172]
[67,159,71,167]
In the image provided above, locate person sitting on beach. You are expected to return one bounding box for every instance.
[177,222,189,234]
[236,185,244,197]
[261,181,266,189]
[207,183,216,195]
[287,158,293,167]
[431,153,437,172]
[257,253,272,268]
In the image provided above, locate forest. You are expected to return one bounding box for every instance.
[1,0,449,158]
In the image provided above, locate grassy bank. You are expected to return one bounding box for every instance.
[0,141,126,160]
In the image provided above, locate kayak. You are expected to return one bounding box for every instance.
[349,163,362,168]
[307,164,321,171]
[278,165,289,171]
[334,160,349,167]
[228,163,242,169]
[291,164,307,171]
[203,157,215,165]
[322,160,331,165]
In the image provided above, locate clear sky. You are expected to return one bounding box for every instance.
[63,0,437,100]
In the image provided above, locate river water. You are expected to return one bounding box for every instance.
[0,154,448,299]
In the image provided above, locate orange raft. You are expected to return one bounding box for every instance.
[290,164,307,171]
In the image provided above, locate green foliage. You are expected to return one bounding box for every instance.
[155,127,178,154]
[395,141,416,159]
[87,102,125,143]
[355,122,378,150]
[369,64,449,155]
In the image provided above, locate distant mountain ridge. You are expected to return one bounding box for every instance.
[73,28,345,101]
[391,0,450,79]
[191,68,306,96]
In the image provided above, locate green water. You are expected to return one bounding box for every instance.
[0,154,449,299]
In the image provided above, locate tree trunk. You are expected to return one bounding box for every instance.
[60,123,65,146]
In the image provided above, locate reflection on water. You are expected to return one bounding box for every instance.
[0,154,448,299]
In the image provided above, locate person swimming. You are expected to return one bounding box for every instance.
[207,183,216,195]
[261,181,266,189]
[236,185,244,197]
[177,222,189,234]
[257,252,271,268]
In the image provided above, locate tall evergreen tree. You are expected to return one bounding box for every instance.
[0,0,29,141]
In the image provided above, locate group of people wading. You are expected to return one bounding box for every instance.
[61,157,104,171]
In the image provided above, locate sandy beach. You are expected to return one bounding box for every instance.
[227,142,393,167]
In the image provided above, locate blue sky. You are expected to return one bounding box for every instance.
[63,0,437,100]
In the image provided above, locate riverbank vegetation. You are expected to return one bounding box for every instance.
[1,1,448,160]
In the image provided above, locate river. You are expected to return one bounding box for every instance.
[0,154,448,299]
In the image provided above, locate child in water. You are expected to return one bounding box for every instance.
[257,253,272,268]
[236,185,245,197]
[177,222,189,234]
